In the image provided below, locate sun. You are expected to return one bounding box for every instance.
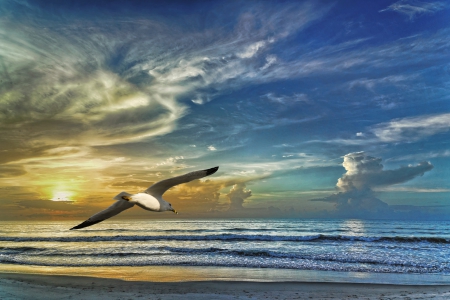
[51,191,74,201]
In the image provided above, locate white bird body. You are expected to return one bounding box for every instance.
[128,193,162,212]
[70,166,219,230]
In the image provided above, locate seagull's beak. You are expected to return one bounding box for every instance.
[172,209,178,214]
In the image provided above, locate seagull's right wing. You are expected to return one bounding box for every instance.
[70,200,134,230]
[145,166,219,198]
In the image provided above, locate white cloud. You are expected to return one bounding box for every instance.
[387,150,450,162]
[312,152,435,217]
[380,0,447,19]
[307,113,450,146]
[373,113,450,142]
[337,152,433,191]
[226,183,252,210]
[375,186,450,193]
[237,40,267,59]
[208,146,217,151]
[260,55,277,70]
[348,75,414,90]
[262,93,309,104]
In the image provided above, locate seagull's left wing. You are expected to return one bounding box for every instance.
[70,200,134,230]
[145,166,219,198]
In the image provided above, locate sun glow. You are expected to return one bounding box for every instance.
[51,191,74,201]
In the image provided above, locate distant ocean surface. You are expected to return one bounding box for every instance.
[1,219,450,282]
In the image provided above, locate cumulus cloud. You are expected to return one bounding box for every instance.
[226,183,252,210]
[380,0,447,19]
[312,152,434,218]
[337,152,433,191]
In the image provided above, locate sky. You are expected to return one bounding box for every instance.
[0,0,449,221]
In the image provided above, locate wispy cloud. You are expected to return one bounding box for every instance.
[380,0,447,19]
[0,1,330,167]
[307,112,450,146]
[386,150,450,162]
[347,75,416,91]
[262,93,309,104]
[375,186,450,192]
[373,113,450,142]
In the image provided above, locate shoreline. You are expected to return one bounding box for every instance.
[1,264,450,285]
[2,272,450,300]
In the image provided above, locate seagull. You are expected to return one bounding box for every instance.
[70,166,219,230]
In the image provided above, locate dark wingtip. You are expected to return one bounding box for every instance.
[206,166,219,176]
[70,219,103,230]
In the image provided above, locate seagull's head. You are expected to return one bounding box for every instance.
[164,201,178,214]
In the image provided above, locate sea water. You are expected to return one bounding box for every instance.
[1,219,450,284]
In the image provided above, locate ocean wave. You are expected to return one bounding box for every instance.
[4,246,444,270]
[76,228,274,233]
[0,246,47,254]
[1,254,448,274]
[0,234,449,244]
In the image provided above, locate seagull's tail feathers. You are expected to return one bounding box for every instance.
[112,191,133,201]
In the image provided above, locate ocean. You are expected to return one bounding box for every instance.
[1,219,450,284]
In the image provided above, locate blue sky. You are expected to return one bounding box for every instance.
[0,0,449,220]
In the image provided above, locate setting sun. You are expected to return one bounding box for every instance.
[51,191,74,201]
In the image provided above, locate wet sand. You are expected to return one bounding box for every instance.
[1,272,450,300]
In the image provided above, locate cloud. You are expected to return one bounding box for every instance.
[312,152,434,218]
[347,75,414,90]
[15,199,78,211]
[380,0,447,19]
[260,55,277,70]
[0,0,331,168]
[237,40,268,59]
[0,165,26,178]
[0,21,188,152]
[111,181,152,189]
[386,150,450,162]
[337,152,433,191]
[372,113,450,142]
[312,188,390,215]
[262,93,309,105]
[226,183,252,210]
[307,112,450,146]
[376,186,450,193]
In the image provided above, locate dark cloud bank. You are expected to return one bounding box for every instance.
[311,152,442,220]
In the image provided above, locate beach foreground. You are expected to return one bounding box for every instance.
[1,273,450,300]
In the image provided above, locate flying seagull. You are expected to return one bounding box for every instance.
[70,166,219,230]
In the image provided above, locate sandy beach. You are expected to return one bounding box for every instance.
[1,272,449,300]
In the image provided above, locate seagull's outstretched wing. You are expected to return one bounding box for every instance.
[70,200,134,230]
[145,166,219,198]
